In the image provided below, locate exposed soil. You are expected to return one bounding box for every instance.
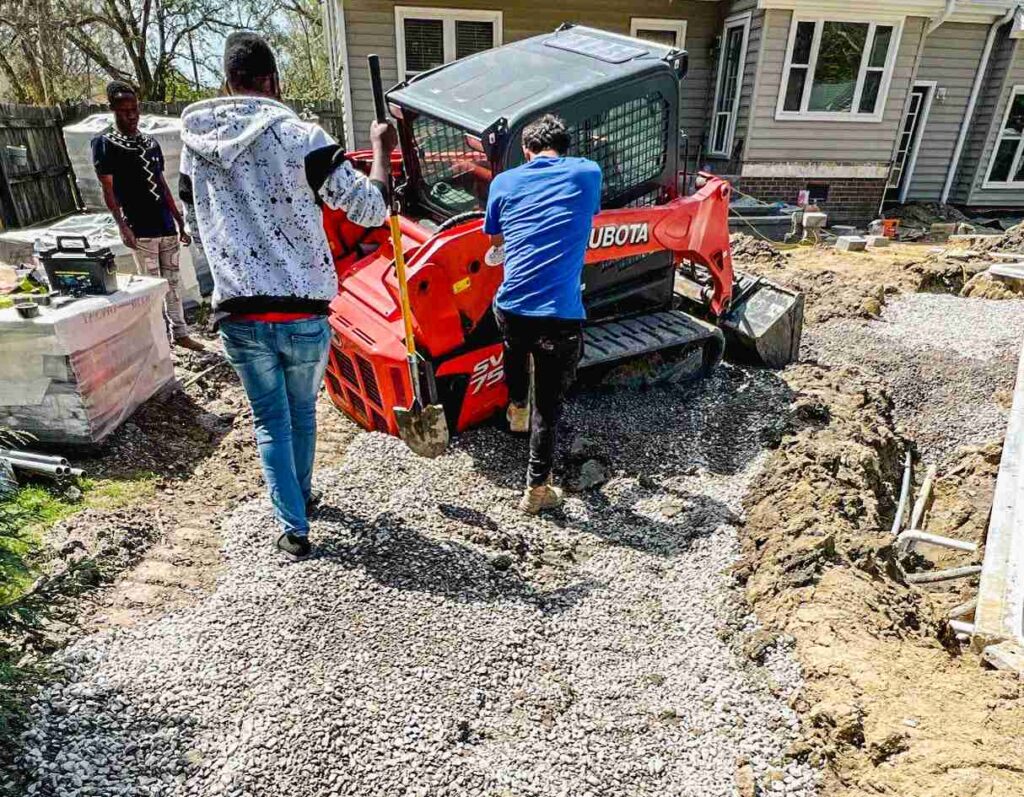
[732,240,1024,796]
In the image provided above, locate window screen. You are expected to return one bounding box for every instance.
[411,114,492,214]
[456,20,495,59]
[404,18,444,74]
[568,93,670,205]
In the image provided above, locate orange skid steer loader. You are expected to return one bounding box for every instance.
[321,25,803,454]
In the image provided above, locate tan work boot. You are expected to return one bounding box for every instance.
[506,402,530,434]
[519,482,564,515]
[174,335,207,352]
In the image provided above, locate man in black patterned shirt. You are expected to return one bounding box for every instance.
[92,81,203,350]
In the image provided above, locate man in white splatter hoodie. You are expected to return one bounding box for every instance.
[180,32,396,559]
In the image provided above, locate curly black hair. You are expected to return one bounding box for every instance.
[106,80,137,105]
[224,31,278,90]
[521,114,570,156]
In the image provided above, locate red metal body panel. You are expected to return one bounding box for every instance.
[323,173,734,438]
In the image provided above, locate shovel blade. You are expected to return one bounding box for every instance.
[394,403,450,458]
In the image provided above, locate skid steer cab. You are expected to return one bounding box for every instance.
[323,24,803,439]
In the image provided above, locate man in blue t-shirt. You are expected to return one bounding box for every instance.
[484,114,602,514]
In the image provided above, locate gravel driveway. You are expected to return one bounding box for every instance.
[10,368,819,797]
[804,293,1024,465]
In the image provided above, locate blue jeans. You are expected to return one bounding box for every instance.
[220,317,331,538]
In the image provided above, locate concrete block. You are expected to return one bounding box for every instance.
[831,225,858,237]
[866,235,890,248]
[836,236,867,253]
[981,641,1024,675]
[930,222,958,241]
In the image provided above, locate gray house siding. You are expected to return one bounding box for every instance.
[342,0,721,150]
[959,35,1024,206]
[905,22,990,203]
[743,10,925,167]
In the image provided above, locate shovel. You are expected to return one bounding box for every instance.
[368,53,450,458]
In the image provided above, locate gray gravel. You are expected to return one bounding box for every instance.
[805,293,1024,465]
[7,367,819,797]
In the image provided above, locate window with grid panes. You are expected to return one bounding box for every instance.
[710,17,748,155]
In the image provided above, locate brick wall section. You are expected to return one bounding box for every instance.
[738,176,887,225]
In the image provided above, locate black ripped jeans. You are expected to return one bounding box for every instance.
[494,305,584,488]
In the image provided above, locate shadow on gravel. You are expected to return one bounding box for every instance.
[9,687,200,794]
[560,488,741,557]
[314,508,596,614]
[460,366,794,488]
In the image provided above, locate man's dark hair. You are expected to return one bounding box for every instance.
[522,114,571,155]
[106,80,137,105]
[224,31,278,90]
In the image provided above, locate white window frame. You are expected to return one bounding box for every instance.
[708,12,751,157]
[629,18,688,49]
[983,85,1024,189]
[394,6,503,81]
[774,15,904,124]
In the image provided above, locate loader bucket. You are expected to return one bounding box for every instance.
[720,278,804,369]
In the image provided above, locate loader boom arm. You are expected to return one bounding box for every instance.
[584,175,734,316]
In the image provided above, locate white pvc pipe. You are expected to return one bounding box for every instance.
[949,619,975,636]
[897,529,978,553]
[891,451,912,535]
[927,0,960,37]
[907,565,983,584]
[941,7,1016,204]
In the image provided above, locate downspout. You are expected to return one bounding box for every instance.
[941,6,1017,205]
[927,0,959,36]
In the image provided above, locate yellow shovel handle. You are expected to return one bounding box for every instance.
[389,213,417,358]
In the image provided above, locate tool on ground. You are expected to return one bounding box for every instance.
[323,27,803,441]
[367,53,449,458]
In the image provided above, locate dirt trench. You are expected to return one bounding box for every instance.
[733,242,1024,796]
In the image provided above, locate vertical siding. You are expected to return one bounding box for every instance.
[743,10,925,165]
[342,0,720,148]
[961,35,1024,206]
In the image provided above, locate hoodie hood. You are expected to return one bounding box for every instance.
[181,96,296,169]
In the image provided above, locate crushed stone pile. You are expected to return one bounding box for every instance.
[803,293,1024,465]
[884,202,969,228]
[729,233,787,268]
[7,368,822,797]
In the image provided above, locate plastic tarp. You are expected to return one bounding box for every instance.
[0,212,202,306]
[62,114,183,212]
[0,275,174,445]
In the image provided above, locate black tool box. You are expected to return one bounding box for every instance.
[38,236,119,296]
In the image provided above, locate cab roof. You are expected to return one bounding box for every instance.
[387,24,686,135]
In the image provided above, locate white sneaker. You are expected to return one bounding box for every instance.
[506,403,530,434]
[519,483,564,515]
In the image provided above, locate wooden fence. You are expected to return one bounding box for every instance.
[0,104,80,230]
[0,97,346,231]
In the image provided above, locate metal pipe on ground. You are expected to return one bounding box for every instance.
[891,451,912,534]
[2,456,71,477]
[906,565,983,584]
[0,448,69,466]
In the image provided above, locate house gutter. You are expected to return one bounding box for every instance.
[941,5,1017,205]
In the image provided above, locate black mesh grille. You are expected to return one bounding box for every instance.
[411,114,489,215]
[568,93,669,206]
[345,389,367,421]
[337,350,358,387]
[356,356,382,407]
[371,411,389,433]
[624,188,664,209]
